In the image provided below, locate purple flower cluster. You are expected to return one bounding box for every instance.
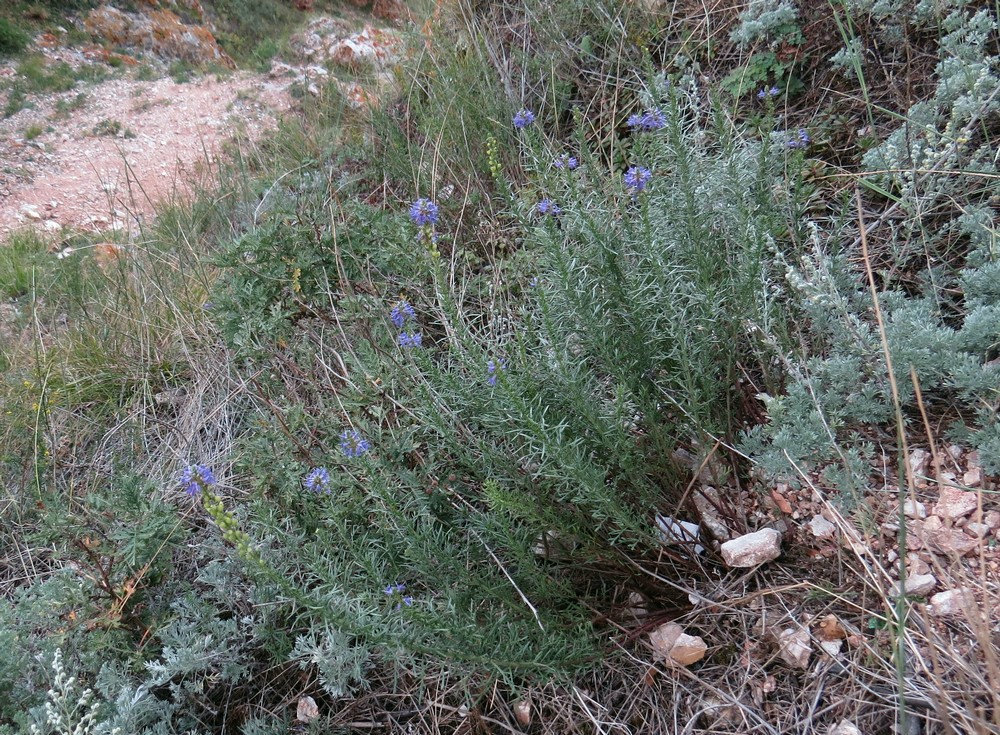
[384,581,414,608]
[513,108,536,129]
[409,198,439,227]
[757,86,780,100]
[487,358,506,386]
[627,108,666,131]
[390,300,416,328]
[391,300,422,348]
[180,464,215,496]
[398,331,422,348]
[339,429,371,458]
[536,198,561,217]
[304,467,331,493]
[786,129,810,149]
[553,153,579,170]
[409,198,441,255]
[624,165,652,195]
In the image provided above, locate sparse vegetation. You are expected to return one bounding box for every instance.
[2,1,999,734]
[0,18,30,57]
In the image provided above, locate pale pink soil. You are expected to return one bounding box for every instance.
[0,72,292,237]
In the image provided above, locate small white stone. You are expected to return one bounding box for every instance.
[934,487,979,519]
[777,627,811,669]
[966,522,990,538]
[808,514,837,539]
[908,448,930,477]
[649,622,682,658]
[720,529,781,567]
[818,639,842,657]
[829,721,862,735]
[656,515,704,555]
[929,588,974,617]
[899,573,937,596]
[902,499,927,519]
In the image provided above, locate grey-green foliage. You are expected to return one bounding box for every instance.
[743,7,1000,484]
[290,629,368,699]
[729,0,801,47]
[211,74,794,682]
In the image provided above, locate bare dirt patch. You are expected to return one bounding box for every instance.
[0,72,292,236]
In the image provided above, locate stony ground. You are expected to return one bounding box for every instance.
[0,72,291,235]
[0,8,402,238]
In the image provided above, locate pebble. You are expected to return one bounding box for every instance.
[808,514,837,539]
[903,499,927,519]
[777,627,811,669]
[934,487,979,519]
[929,588,974,617]
[720,528,781,567]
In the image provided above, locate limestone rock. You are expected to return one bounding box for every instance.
[894,573,936,596]
[649,622,706,666]
[902,499,927,519]
[934,486,978,519]
[929,588,974,617]
[963,467,982,488]
[656,515,704,554]
[777,627,811,669]
[922,524,980,557]
[693,485,736,540]
[669,633,708,666]
[85,6,234,66]
[513,697,531,726]
[829,721,862,735]
[965,522,990,538]
[818,638,842,656]
[296,696,318,723]
[327,26,403,70]
[808,514,837,539]
[908,448,930,478]
[720,528,781,567]
[649,621,682,656]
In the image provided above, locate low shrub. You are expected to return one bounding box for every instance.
[0,18,29,57]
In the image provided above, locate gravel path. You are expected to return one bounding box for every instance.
[0,71,292,236]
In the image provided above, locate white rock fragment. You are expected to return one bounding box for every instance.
[894,573,936,596]
[693,485,733,540]
[649,621,682,655]
[929,588,974,617]
[934,486,979,519]
[648,622,707,666]
[818,638,842,657]
[513,697,531,726]
[296,696,318,723]
[963,467,982,488]
[777,627,811,669]
[965,522,990,538]
[902,499,927,519]
[829,721,862,735]
[808,514,837,539]
[908,448,930,477]
[720,528,781,567]
[656,515,704,554]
